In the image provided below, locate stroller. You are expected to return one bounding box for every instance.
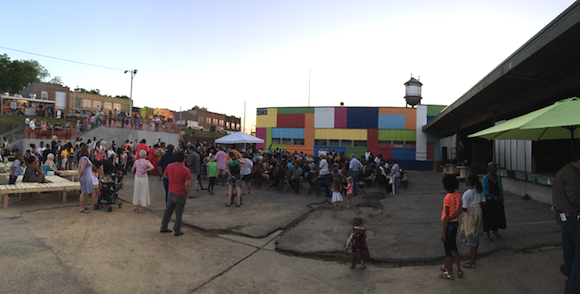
[93,171,123,212]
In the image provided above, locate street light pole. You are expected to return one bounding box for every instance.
[124,70,137,114]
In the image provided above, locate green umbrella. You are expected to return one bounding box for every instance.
[468,97,580,155]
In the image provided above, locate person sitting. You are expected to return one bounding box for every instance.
[54,121,62,130]
[10,145,20,156]
[23,156,46,183]
[289,159,303,194]
[44,154,60,175]
[362,163,377,186]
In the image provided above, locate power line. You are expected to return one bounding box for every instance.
[0,45,126,72]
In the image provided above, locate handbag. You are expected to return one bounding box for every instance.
[388,177,393,184]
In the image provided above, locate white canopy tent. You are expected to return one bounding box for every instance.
[215,132,264,144]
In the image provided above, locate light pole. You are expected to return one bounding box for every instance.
[124,69,137,114]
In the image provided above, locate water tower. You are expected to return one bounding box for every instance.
[404,75,422,108]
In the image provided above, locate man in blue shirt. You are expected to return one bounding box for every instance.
[158,144,176,202]
[348,154,363,196]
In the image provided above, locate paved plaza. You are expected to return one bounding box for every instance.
[0,170,567,293]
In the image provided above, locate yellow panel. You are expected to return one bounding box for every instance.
[256,108,278,128]
[314,128,367,140]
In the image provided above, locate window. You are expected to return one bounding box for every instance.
[226,122,230,128]
[113,103,121,111]
[292,139,305,145]
[315,139,327,146]
[272,138,281,144]
[328,140,339,146]
[220,120,224,126]
[393,141,404,148]
[199,117,204,124]
[83,99,92,108]
[340,140,352,147]
[41,91,48,100]
[282,138,292,145]
[93,101,101,110]
[236,123,240,130]
[104,102,112,110]
[378,141,391,148]
[353,140,367,147]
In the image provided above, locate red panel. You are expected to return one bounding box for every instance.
[277,113,305,128]
[367,129,378,149]
[370,148,392,159]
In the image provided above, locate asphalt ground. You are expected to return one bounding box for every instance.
[0,170,566,293]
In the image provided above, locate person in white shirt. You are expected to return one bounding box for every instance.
[348,154,363,196]
[240,153,253,196]
[390,159,400,195]
[365,150,371,162]
[29,119,36,130]
[460,174,486,269]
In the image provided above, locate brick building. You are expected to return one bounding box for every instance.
[19,82,131,114]
[174,109,241,132]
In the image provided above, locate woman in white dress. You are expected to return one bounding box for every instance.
[460,174,486,268]
[131,150,154,213]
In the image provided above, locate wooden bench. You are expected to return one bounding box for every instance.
[0,161,13,173]
[0,175,98,209]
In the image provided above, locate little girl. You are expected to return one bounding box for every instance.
[331,177,343,211]
[345,176,354,208]
[439,174,463,280]
[344,217,370,269]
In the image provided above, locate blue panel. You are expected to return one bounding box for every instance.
[427,133,440,161]
[392,148,416,160]
[272,128,305,139]
[427,116,435,123]
[346,108,378,129]
[378,114,405,130]
[314,145,346,153]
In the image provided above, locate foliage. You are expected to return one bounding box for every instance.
[189,105,208,111]
[74,88,101,95]
[114,95,130,99]
[0,54,50,94]
[48,76,63,85]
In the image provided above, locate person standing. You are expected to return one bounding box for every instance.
[132,150,154,213]
[9,153,23,184]
[215,148,227,186]
[348,154,363,196]
[77,145,93,213]
[240,153,253,196]
[135,139,148,156]
[481,162,507,242]
[160,151,191,237]
[553,155,580,293]
[390,159,400,195]
[186,146,201,198]
[158,145,176,203]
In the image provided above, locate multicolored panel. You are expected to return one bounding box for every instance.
[277,113,305,128]
[277,107,315,114]
[256,108,277,128]
[255,128,267,149]
[347,107,378,129]
[379,108,416,130]
[334,107,347,128]
[377,129,416,141]
[314,107,335,128]
[378,114,405,130]
[314,129,367,140]
[272,128,305,139]
[304,113,315,151]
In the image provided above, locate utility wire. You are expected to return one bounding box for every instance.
[0,45,126,72]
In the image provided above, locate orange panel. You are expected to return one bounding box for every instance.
[378,107,416,130]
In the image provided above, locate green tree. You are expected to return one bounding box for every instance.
[48,76,63,85]
[74,88,101,95]
[114,95,130,99]
[0,54,49,94]
[189,105,208,111]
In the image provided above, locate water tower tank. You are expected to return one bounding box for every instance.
[404,77,422,108]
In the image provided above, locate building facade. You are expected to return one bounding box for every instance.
[180,109,241,132]
[255,105,445,169]
[19,82,131,114]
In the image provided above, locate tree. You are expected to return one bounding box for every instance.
[114,95,130,99]
[189,105,208,111]
[0,54,49,94]
[74,88,101,95]
[48,76,63,85]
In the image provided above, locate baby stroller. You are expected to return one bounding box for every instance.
[93,171,123,212]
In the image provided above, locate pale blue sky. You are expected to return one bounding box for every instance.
[2,0,575,131]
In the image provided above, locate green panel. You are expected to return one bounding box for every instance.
[277,107,315,114]
[272,144,286,150]
[378,129,416,141]
[426,105,446,116]
[346,147,367,157]
[266,127,272,147]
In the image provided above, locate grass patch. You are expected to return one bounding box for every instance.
[0,114,79,126]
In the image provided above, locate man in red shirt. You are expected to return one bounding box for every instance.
[135,139,148,158]
[160,151,191,237]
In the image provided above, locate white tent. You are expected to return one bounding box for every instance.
[215,132,264,144]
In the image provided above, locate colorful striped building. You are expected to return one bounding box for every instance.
[255,105,446,170]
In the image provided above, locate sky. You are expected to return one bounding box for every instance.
[2,0,576,132]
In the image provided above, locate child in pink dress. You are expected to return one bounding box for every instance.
[345,176,354,208]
